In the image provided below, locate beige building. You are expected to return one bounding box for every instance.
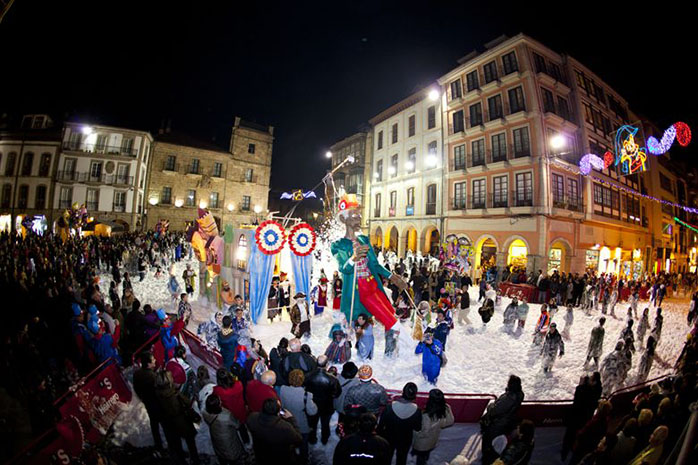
[146,117,273,230]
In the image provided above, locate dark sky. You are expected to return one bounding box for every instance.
[2,0,696,190]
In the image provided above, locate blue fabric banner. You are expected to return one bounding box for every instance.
[247,244,276,324]
[290,253,312,306]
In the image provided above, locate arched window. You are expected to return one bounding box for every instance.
[21,152,34,176]
[237,234,248,269]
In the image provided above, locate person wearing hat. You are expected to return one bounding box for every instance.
[290,291,311,338]
[541,321,564,373]
[343,365,388,415]
[415,328,444,384]
[311,277,329,315]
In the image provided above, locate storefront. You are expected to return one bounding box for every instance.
[0,214,47,235]
[620,249,644,280]
[586,245,625,276]
[507,239,528,269]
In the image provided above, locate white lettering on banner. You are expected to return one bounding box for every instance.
[102,377,112,390]
[55,449,71,464]
[350,453,375,458]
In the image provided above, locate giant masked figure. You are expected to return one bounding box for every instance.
[331,194,406,330]
[187,208,224,280]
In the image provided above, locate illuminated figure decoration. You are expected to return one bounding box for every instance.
[615,125,647,174]
[579,122,691,175]
[440,234,473,275]
[187,208,224,281]
[647,121,692,155]
[154,219,170,238]
[280,189,317,201]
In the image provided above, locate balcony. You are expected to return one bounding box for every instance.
[490,192,508,208]
[113,203,126,213]
[453,198,466,210]
[512,189,533,207]
[448,103,527,137]
[470,197,486,210]
[426,202,436,215]
[241,174,259,183]
[163,162,179,173]
[487,149,508,164]
[56,171,133,186]
[187,166,201,175]
[63,141,138,157]
[86,201,99,211]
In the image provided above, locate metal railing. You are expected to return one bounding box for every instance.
[490,192,508,208]
[86,201,99,211]
[56,171,133,185]
[425,202,436,215]
[553,194,583,211]
[453,198,466,210]
[448,103,527,135]
[512,189,533,207]
[113,204,126,212]
[487,148,508,163]
[63,141,138,157]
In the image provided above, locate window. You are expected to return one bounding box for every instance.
[241,195,251,211]
[541,88,555,113]
[471,139,485,166]
[1,184,11,208]
[515,172,533,206]
[469,102,483,126]
[86,188,99,211]
[39,153,51,177]
[375,160,383,182]
[391,123,398,144]
[236,235,248,269]
[454,182,466,209]
[213,162,223,177]
[121,138,134,156]
[161,187,172,204]
[548,62,563,83]
[165,155,176,171]
[450,79,462,99]
[659,173,673,193]
[452,110,464,133]
[454,145,466,170]
[593,183,619,218]
[408,115,416,137]
[508,86,525,113]
[466,70,479,91]
[4,152,16,176]
[491,133,507,162]
[624,194,641,223]
[426,184,437,215]
[427,106,436,129]
[552,174,565,205]
[483,61,498,83]
[493,176,508,207]
[95,134,108,152]
[567,179,580,208]
[116,164,130,184]
[189,159,200,174]
[113,191,126,212]
[472,179,486,208]
[502,51,518,75]
[661,198,674,216]
[377,130,384,150]
[374,193,381,217]
[557,96,571,121]
[406,187,415,215]
[428,141,437,157]
[210,192,219,208]
[389,191,397,216]
[513,127,530,158]
[390,154,398,178]
[17,185,29,209]
[21,152,34,176]
[89,161,103,181]
[59,187,72,208]
[245,168,254,182]
[248,144,255,154]
[35,185,47,209]
[533,52,546,73]
[186,189,196,207]
[407,148,416,174]
[488,95,503,120]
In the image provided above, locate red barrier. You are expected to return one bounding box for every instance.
[499,282,539,303]
[518,401,572,427]
[387,389,496,424]
[181,329,223,368]
[131,332,161,365]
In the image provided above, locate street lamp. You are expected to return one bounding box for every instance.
[388,166,396,175]
[254,205,262,214]
[550,134,566,150]
[82,126,93,135]
[428,89,440,101]
[174,199,184,208]
[405,161,414,171]
[426,154,438,168]
[325,151,333,159]
[148,197,158,206]
[227,203,234,212]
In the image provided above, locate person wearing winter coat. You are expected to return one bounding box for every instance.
[88,319,122,365]
[281,338,317,384]
[334,362,360,420]
[218,315,238,370]
[167,272,180,306]
[153,309,185,366]
[479,296,495,326]
[600,341,625,396]
[541,322,564,373]
[562,305,574,340]
[269,337,288,388]
[480,375,525,465]
[585,317,606,369]
[502,298,518,334]
[377,382,422,465]
[326,324,352,364]
[627,425,669,465]
[532,305,550,345]
[142,304,161,341]
[412,389,454,465]
[607,417,638,465]
[516,298,530,330]
[212,369,248,424]
[561,376,592,461]
[354,314,375,360]
[433,310,451,349]
[637,332,658,382]
[290,292,311,338]
[133,352,164,450]
[246,370,279,413]
[154,370,200,465]
[247,398,303,465]
[493,419,535,465]
[344,365,388,415]
[280,369,318,463]
[415,330,444,384]
[196,311,222,349]
[304,355,341,445]
[630,290,640,318]
[202,394,245,465]
[653,307,664,341]
[182,264,196,296]
[333,413,391,465]
[620,320,636,352]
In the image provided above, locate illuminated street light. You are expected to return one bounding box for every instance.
[373,172,380,179]
[227,203,234,212]
[550,134,566,150]
[199,200,208,209]
[325,151,333,159]
[426,154,438,167]
[254,205,262,214]
[388,166,396,175]
[428,89,440,101]
[405,161,414,171]
[148,197,158,206]
[82,126,93,135]
[174,199,184,208]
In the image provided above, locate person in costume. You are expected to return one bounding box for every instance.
[290,292,311,338]
[325,322,351,364]
[331,193,407,335]
[267,276,281,323]
[311,277,329,315]
[332,271,342,310]
[354,314,375,360]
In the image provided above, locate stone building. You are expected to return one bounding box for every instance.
[145,117,273,230]
[327,129,372,226]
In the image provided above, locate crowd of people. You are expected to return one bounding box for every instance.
[2,230,698,465]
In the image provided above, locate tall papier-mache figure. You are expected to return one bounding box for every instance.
[331,194,407,329]
[188,208,225,280]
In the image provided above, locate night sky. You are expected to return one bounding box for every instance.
[1,0,696,191]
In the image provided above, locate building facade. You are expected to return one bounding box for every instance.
[0,114,62,233]
[328,130,372,226]
[53,122,153,231]
[145,117,273,230]
[367,90,444,257]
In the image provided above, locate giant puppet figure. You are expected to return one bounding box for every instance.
[331,194,406,329]
[187,208,224,280]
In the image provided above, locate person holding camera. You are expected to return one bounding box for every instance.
[415,328,445,384]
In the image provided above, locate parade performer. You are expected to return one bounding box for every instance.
[331,194,406,331]
[311,277,329,315]
[290,292,311,338]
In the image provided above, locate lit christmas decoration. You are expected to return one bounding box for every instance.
[615,125,647,174]
[674,217,698,234]
[646,121,692,155]
[603,151,614,169]
[579,153,604,175]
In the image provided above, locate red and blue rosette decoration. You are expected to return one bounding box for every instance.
[255,220,286,255]
[288,223,316,256]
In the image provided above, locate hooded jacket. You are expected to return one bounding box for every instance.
[377,398,422,449]
[412,404,455,451]
[202,407,244,462]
